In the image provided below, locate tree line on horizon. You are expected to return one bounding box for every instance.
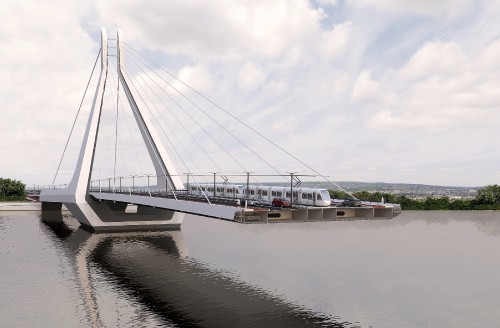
[329,184,500,210]
[0,178,26,201]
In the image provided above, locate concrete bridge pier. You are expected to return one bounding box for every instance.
[41,202,63,211]
[60,200,183,232]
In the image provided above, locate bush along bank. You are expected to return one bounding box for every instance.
[0,178,26,201]
[329,185,500,211]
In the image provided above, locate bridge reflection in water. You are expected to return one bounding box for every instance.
[40,213,354,328]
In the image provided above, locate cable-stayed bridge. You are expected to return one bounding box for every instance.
[40,28,400,231]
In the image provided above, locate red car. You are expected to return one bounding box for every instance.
[272,197,291,207]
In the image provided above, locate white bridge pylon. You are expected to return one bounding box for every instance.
[40,28,242,231]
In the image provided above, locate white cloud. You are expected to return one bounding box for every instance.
[96,0,329,61]
[349,0,476,17]
[369,110,449,132]
[365,38,500,135]
[0,0,97,184]
[176,64,214,92]
[238,63,267,91]
[397,41,467,81]
[351,70,389,104]
[316,0,339,6]
[262,80,288,94]
[318,21,352,59]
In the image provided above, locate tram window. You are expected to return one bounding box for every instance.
[286,192,290,198]
[262,190,268,196]
[277,191,282,197]
[271,191,276,197]
[302,193,307,199]
[308,193,312,200]
[251,190,255,195]
[317,193,322,200]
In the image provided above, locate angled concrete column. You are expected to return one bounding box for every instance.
[40,28,184,231]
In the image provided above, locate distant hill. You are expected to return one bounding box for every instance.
[257,181,479,199]
[336,181,478,197]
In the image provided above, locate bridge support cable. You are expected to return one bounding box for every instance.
[106,64,149,193]
[119,74,177,200]
[113,51,120,192]
[124,53,251,178]
[120,68,191,183]
[125,53,266,190]
[105,63,146,195]
[123,52,263,188]
[51,50,101,186]
[124,44,353,197]
[103,80,117,192]
[117,29,184,198]
[102,71,118,192]
[124,46,289,185]
[125,68,195,179]
[97,44,174,199]
[124,52,268,189]
[124,68,211,186]
[119,71,178,200]
[123,57,227,184]
[121,67,212,204]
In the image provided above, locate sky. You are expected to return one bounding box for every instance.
[1,0,500,188]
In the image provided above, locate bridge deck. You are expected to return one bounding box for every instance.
[89,191,401,223]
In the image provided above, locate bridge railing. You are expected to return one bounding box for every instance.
[87,172,326,206]
[32,172,327,200]
[27,184,68,192]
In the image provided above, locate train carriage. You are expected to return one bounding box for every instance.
[189,183,331,206]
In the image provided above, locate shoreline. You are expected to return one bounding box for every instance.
[0,202,42,211]
[1,201,498,213]
[0,202,71,211]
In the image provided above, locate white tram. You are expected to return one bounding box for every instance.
[189,183,331,207]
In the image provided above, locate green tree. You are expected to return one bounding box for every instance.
[423,196,450,210]
[449,199,472,210]
[353,190,372,201]
[0,178,26,201]
[474,185,500,205]
[396,195,423,210]
[328,189,351,199]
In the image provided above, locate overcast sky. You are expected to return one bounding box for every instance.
[1,0,500,187]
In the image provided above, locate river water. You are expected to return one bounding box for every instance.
[1,210,499,327]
